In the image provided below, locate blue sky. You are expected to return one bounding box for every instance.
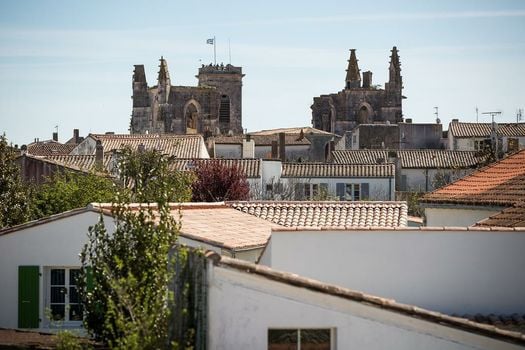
[1,0,524,145]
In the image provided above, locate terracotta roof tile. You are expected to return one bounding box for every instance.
[420,150,525,206]
[475,202,525,227]
[331,149,488,168]
[453,313,525,334]
[228,201,408,228]
[26,141,77,156]
[178,205,279,250]
[282,163,394,177]
[450,121,525,138]
[87,133,206,158]
[43,154,115,172]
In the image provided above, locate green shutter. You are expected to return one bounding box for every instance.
[18,266,40,328]
[361,183,369,200]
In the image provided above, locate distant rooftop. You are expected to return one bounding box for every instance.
[449,121,525,138]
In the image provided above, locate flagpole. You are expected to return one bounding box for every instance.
[228,38,231,64]
[214,36,216,65]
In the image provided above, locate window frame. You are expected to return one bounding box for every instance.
[268,327,335,350]
[44,266,83,327]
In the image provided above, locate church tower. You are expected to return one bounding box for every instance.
[197,64,244,135]
[345,49,361,89]
[384,46,404,123]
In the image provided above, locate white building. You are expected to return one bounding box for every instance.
[331,149,487,192]
[207,252,525,349]
[447,120,525,153]
[259,226,525,316]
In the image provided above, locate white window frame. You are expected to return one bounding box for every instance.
[345,183,360,201]
[44,266,83,327]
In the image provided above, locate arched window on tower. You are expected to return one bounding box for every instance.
[219,95,230,129]
[358,106,370,124]
[185,103,198,134]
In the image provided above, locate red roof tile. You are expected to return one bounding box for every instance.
[420,150,525,206]
[475,202,525,228]
[26,140,76,156]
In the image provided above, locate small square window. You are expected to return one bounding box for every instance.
[268,328,333,350]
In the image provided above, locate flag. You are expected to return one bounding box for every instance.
[206,38,214,45]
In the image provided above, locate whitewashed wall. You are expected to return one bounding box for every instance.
[260,228,525,315]
[402,168,473,192]
[0,211,103,329]
[425,207,502,226]
[208,263,520,350]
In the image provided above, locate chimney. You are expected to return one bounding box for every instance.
[405,118,412,123]
[242,139,255,159]
[95,140,104,167]
[271,140,278,159]
[452,118,459,123]
[325,140,335,162]
[52,132,58,142]
[73,129,80,144]
[279,132,286,161]
[362,71,373,88]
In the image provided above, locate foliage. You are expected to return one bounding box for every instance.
[32,170,115,219]
[55,330,90,350]
[0,134,33,228]
[404,191,425,217]
[117,146,193,203]
[191,160,250,202]
[80,194,180,349]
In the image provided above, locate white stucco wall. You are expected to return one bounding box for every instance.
[208,264,521,350]
[425,207,502,226]
[0,211,104,329]
[261,228,525,315]
[214,144,242,158]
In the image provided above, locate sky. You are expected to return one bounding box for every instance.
[0,0,524,146]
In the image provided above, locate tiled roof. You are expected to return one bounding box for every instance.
[248,126,336,136]
[87,133,206,158]
[420,149,525,206]
[331,149,488,169]
[229,201,408,227]
[177,203,279,250]
[282,163,394,178]
[43,154,115,172]
[475,202,525,228]
[26,140,77,156]
[453,314,525,334]
[212,134,311,146]
[212,253,525,345]
[449,121,525,138]
[169,158,261,178]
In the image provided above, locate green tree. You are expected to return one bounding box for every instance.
[33,170,115,219]
[0,134,33,228]
[118,147,193,203]
[80,195,180,349]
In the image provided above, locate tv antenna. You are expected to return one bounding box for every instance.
[481,111,501,124]
[434,106,440,124]
[517,108,523,123]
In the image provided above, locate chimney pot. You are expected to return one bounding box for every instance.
[95,140,104,167]
[279,133,286,162]
[73,129,80,144]
[52,132,58,142]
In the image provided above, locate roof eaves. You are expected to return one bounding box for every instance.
[211,253,525,345]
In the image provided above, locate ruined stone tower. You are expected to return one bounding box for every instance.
[131,57,244,136]
[311,47,404,135]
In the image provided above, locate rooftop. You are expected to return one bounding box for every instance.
[449,121,525,138]
[282,162,395,178]
[248,126,336,136]
[26,140,77,156]
[475,201,525,228]
[211,134,311,146]
[229,201,408,228]
[84,133,206,158]
[331,149,488,169]
[169,158,261,178]
[420,149,525,207]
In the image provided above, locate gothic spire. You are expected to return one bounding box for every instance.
[345,49,361,89]
[157,56,170,86]
[388,46,402,86]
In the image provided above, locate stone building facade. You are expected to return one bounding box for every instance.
[311,47,405,136]
[131,57,244,136]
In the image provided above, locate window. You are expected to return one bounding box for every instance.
[336,183,369,201]
[268,328,333,350]
[219,95,230,125]
[47,268,82,323]
[303,183,320,200]
[345,183,360,201]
